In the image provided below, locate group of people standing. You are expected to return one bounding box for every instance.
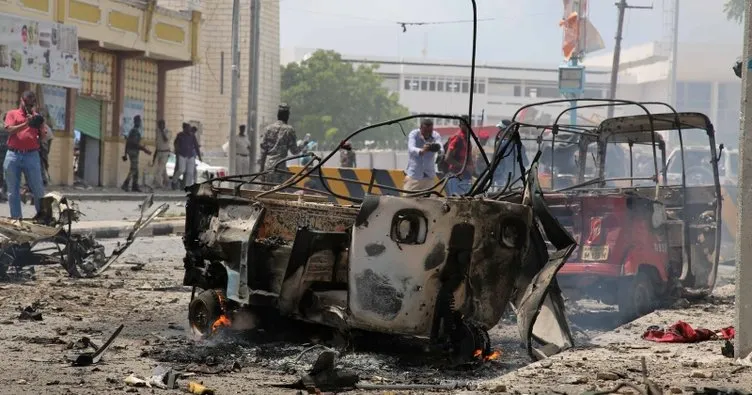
[403,117,528,196]
[120,117,201,192]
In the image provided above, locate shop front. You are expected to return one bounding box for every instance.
[74,96,102,185]
[0,0,200,187]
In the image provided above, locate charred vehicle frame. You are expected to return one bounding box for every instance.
[496,99,722,319]
[180,0,577,365]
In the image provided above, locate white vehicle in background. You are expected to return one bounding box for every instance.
[165,153,228,184]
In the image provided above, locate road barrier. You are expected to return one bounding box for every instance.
[287,165,441,205]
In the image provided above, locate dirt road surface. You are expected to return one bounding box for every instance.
[0,234,743,394]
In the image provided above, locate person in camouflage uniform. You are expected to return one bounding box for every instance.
[258,104,301,188]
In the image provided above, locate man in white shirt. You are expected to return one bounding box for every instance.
[404,119,443,193]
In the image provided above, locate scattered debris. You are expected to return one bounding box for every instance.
[67,336,99,350]
[583,357,661,395]
[564,375,589,385]
[736,351,752,367]
[642,321,735,343]
[273,350,359,393]
[722,340,735,358]
[187,381,215,395]
[18,336,66,345]
[147,365,178,389]
[71,324,124,366]
[130,263,145,271]
[124,374,150,388]
[596,371,622,381]
[18,306,42,321]
[690,370,715,379]
[0,193,169,280]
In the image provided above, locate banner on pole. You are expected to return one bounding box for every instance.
[0,12,81,89]
[560,0,605,60]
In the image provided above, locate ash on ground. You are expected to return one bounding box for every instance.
[145,325,531,385]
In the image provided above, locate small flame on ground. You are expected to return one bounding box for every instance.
[485,350,501,361]
[474,349,502,362]
[211,314,232,333]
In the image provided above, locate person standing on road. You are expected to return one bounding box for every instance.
[151,119,171,189]
[121,115,152,192]
[0,112,9,201]
[258,104,301,188]
[340,142,356,168]
[443,116,474,196]
[174,123,201,188]
[403,118,443,193]
[234,124,251,175]
[3,90,47,219]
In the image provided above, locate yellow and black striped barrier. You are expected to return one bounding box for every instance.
[721,185,737,245]
[287,165,441,205]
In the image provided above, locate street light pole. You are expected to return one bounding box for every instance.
[228,0,240,175]
[735,0,752,359]
[247,0,261,173]
[606,0,652,119]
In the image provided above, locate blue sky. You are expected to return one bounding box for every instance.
[280,0,743,64]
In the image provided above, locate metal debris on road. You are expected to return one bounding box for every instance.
[0,193,169,280]
[71,324,124,366]
[17,305,42,321]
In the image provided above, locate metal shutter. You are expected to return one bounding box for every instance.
[74,97,102,139]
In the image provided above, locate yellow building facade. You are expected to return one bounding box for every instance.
[0,0,200,187]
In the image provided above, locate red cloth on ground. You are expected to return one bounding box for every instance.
[642,321,735,343]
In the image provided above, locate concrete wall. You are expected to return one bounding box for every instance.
[161,0,280,159]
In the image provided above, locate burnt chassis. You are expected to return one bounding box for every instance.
[0,192,169,279]
[181,113,576,362]
[501,100,722,313]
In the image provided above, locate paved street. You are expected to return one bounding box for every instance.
[0,195,187,222]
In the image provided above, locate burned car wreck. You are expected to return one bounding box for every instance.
[0,192,169,280]
[181,115,577,363]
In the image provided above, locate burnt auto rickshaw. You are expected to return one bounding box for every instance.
[498,100,722,319]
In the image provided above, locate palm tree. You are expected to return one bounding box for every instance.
[725,0,745,23]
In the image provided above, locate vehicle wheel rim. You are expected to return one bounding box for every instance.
[189,299,212,335]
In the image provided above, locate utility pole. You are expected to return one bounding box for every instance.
[228,0,240,175]
[246,0,261,173]
[736,0,752,359]
[606,0,652,118]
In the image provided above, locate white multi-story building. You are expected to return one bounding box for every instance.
[585,42,741,149]
[283,43,741,149]
[283,47,615,129]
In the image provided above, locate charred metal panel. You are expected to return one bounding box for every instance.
[200,204,265,305]
[257,199,358,241]
[513,164,577,360]
[349,195,532,337]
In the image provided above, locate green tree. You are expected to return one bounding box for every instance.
[281,50,410,148]
[724,0,744,23]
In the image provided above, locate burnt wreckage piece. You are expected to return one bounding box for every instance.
[0,193,169,280]
[181,162,576,362]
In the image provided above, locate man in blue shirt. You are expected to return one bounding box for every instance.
[404,118,443,193]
